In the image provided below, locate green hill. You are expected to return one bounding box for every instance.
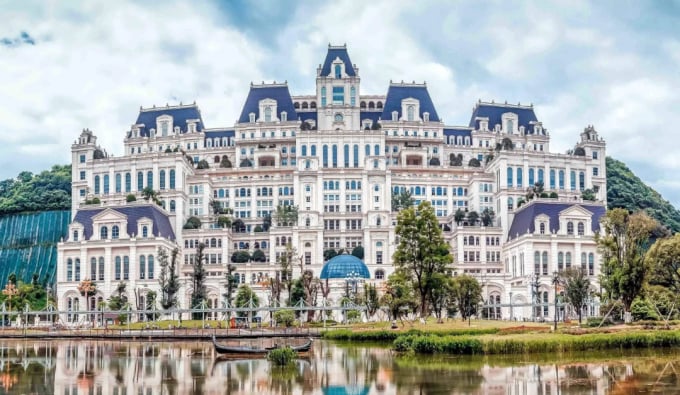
[606,156,680,232]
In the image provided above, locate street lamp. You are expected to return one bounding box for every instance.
[552,271,560,331]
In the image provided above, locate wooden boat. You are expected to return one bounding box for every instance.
[211,336,313,355]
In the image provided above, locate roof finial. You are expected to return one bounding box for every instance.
[180,101,182,105]
[273,80,276,84]
[261,81,264,84]
[504,100,507,104]
[166,103,169,107]
[328,42,331,47]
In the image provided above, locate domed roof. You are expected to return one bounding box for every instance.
[319,254,370,280]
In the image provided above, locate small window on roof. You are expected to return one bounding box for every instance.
[281,111,287,122]
[249,113,255,123]
[391,111,398,121]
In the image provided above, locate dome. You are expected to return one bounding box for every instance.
[319,254,370,280]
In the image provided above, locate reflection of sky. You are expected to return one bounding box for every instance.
[1,340,679,394]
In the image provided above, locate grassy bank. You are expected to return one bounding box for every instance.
[393,330,680,355]
[322,328,500,341]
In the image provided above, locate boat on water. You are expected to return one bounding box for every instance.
[211,336,313,356]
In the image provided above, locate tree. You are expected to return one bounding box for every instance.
[219,155,232,168]
[451,275,483,324]
[144,290,159,321]
[597,209,659,322]
[252,249,267,262]
[428,273,454,323]
[141,187,161,205]
[300,270,319,321]
[573,147,586,156]
[231,219,246,233]
[391,190,415,212]
[273,204,299,226]
[449,153,463,166]
[393,201,453,317]
[158,247,180,310]
[277,243,296,306]
[371,121,381,130]
[234,285,260,320]
[217,216,231,228]
[454,208,465,225]
[480,208,495,226]
[231,251,251,263]
[561,268,592,324]
[646,233,680,293]
[223,264,237,319]
[495,137,514,151]
[351,246,364,260]
[191,243,207,318]
[364,283,380,319]
[468,158,481,168]
[183,216,201,230]
[466,211,479,226]
[379,272,416,322]
[196,159,210,169]
[323,249,338,262]
[581,189,596,201]
[108,282,128,311]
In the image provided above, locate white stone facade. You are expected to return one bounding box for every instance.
[57,45,607,321]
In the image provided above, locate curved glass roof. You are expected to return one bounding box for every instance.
[319,254,370,279]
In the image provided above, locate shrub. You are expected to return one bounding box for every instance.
[631,298,659,321]
[183,216,201,229]
[196,159,210,169]
[346,310,361,323]
[254,225,263,232]
[126,194,136,202]
[549,192,558,199]
[267,347,297,366]
[217,216,231,228]
[273,310,295,327]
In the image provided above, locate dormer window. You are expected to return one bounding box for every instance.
[264,107,272,122]
[334,64,342,79]
[407,105,415,122]
[73,230,79,241]
[111,225,120,239]
[539,222,546,234]
[281,111,287,122]
[249,113,255,123]
[391,111,398,121]
[142,225,148,238]
[480,120,488,131]
[160,121,169,136]
[423,112,429,122]
[506,119,514,134]
[567,221,574,235]
[100,226,108,240]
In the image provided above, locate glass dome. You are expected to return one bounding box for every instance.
[319,254,370,279]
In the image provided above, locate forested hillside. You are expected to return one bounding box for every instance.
[606,157,680,233]
[0,165,71,215]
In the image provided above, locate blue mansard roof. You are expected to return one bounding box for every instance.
[320,254,370,280]
[299,111,317,126]
[134,104,204,137]
[444,127,473,138]
[204,128,235,139]
[320,45,356,77]
[238,84,298,124]
[382,84,440,122]
[507,201,606,240]
[360,111,381,125]
[72,205,176,241]
[469,102,540,133]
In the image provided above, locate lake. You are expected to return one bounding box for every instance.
[0,339,679,394]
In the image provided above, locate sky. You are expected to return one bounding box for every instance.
[1,0,679,204]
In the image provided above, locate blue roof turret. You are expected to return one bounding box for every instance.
[319,44,357,77]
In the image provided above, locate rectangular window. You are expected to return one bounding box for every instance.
[592,151,598,159]
[79,189,85,197]
[593,167,599,176]
[79,154,86,163]
[79,171,85,181]
[332,87,344,105]
[376,251,383,264]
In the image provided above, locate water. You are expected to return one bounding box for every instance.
[0,339,679,394]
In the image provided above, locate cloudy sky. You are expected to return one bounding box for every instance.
[1,1,679,204]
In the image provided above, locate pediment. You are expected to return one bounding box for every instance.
[559,205,593,218]
[91,209,127,222]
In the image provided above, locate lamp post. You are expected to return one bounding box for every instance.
[552,271,560,331]
[529,272,540,321]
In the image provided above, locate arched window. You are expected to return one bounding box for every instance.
[529,168,535,186]
[468,236,474,245]
[147,255,154,279]
[581,253,587,271]
[558,252,564,271]
[305,217,311,227]
[73,230,79,241]
[74,258,80,281]
[159,170,166,190]
[169,170,176,189]
[365,144,370,158]
[94,175,100,194]
[538,169,544,184]
[343,144,350,167]
[332,144,338,167]
[570,170,576,191]
[322,145,329,167]
[115,173,122,193]
[111,225,119,239]
[98,257,104,281]
[558,170,565,190]
[539,222,546,234]
[534,252,540,274]
[142,225,148,238]
[577,222,585,235]
[311,145,317,156]
[334,64,341,78]
[567,222,574,235]
[517,167,523,187]
[549,169,556,189]
[375,270,385,280]
[100,226,108,239]
[579,171,585,191]
[123,256,129,280]
[407,105,415,121]
[103,174,109,194]
[170,200,175,212]
[137,171,144,191]
[67,258,73,281]
[506,119,514,133]
[542,251,548,275]
[507,167,513,187]
[588,253,594,275]
[507,197,514,209]
[115,256,121,280]
[374,144,380,156]
[565,252,572,269]
[125,172,131,192]
[376,216,381,226]
[353,145,359,167]
[264,107,272,122]
[147,171,153,189]
[139,255,146,279]
[301,145,307,156]
[321,87,327,106]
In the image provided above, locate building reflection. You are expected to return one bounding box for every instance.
[0,340,677,394]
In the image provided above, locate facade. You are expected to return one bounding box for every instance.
[57,44,607,321]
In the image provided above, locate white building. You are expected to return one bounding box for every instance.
[57,44,607,321]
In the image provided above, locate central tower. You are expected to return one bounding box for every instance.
[316,44,361,131]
